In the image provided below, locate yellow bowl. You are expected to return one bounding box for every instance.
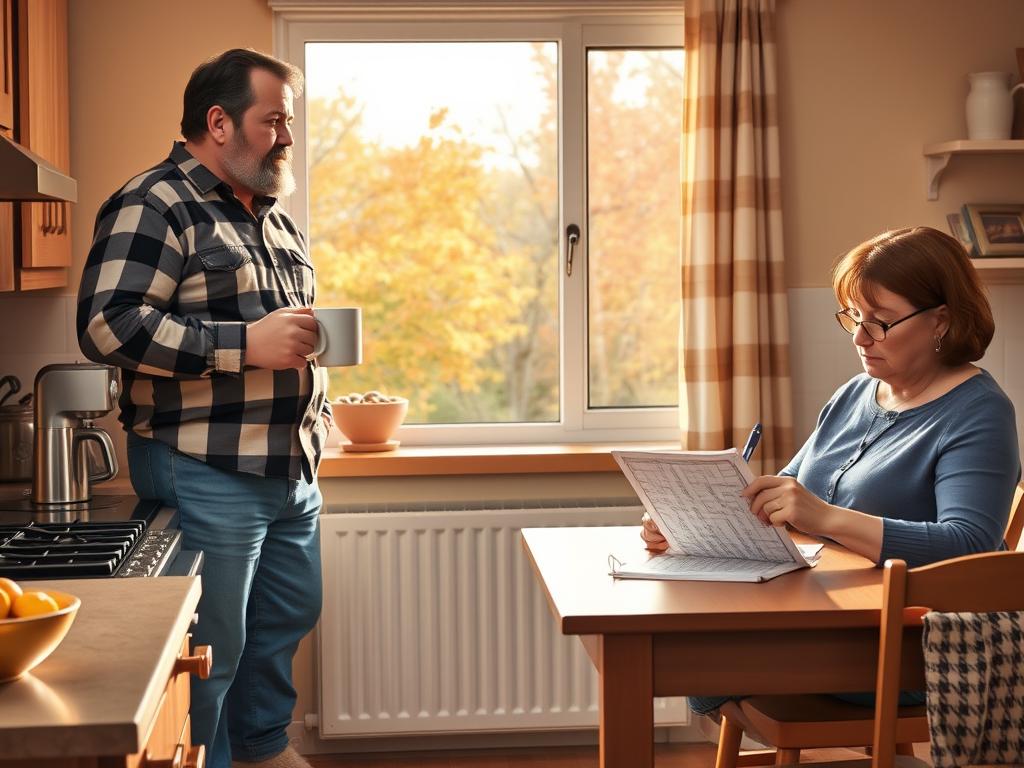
[0,589,80,682]
[331,397,409,448]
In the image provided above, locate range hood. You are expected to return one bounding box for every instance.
[0,133,77,202]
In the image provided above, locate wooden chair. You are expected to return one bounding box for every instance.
[730,550,1024,768]
[714,481,1024,768]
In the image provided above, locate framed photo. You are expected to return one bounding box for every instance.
[946,212,977,256]
[962,203,1024,256]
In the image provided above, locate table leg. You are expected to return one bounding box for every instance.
[599,633,653,768]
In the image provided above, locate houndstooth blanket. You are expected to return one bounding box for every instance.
[922,610,1024,768]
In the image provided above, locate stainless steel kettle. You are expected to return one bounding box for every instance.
[0,375,33,481]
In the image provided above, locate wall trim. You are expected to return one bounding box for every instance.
[268,0,682,18]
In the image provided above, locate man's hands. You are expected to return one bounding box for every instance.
[246,307,318,370]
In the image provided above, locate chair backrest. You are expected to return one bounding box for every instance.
[1004,481,1024,550]
[871,550,1024,768]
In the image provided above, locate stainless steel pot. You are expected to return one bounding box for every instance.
[0,399,33,482]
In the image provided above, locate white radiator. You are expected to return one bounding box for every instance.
[317,501,690,737]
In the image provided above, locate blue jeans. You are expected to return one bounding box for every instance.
[127,433,322,768]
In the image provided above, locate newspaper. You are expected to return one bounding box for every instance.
[609,449,820,582]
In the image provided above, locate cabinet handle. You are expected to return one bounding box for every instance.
[185,744,206,768]
[41,203,51,235]
[174,644,212,679]
[57,202,66,235]
[147,743,183,768]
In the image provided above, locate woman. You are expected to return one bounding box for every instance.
[642,227,1021,714]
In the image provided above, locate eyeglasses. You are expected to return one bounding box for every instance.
[834,305,940,342]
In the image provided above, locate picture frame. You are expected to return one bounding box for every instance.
[962,203,1024,256]
[946,212,977,256]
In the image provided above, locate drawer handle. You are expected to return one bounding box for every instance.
[147,743,204,768]
[186,744,206,768]
[174,645,212,679]
[147,743,183,768]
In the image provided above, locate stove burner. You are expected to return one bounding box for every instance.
[0,521,146,578]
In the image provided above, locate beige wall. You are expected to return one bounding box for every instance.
[2,1,1024,751]
[54,0,1024,289]
[777,0,1024,288]
[67,0,272,291]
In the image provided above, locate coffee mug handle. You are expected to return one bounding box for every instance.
[312,318,327,357]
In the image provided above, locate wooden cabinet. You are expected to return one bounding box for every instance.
[15,0,71,289]
[134,635,209,768]
[0,0,13,131]
[0,0,12,292]
[0,0,71,292]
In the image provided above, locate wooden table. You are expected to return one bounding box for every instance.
[521,526,926,768]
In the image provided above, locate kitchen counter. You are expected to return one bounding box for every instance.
[0,576,202,761]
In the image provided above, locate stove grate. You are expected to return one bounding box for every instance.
[0,520,146,579]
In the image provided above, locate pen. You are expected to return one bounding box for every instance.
[742,422,762,462]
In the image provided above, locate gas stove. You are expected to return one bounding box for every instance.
[0,494,200,579]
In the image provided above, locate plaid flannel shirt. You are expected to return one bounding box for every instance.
[77,142,331,480]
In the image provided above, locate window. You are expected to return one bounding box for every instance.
[279,9,685,444]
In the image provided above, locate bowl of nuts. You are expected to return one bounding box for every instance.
[331,391,408,452]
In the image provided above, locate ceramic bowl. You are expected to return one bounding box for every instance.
[331,397,409,451]
[0,589,81,682]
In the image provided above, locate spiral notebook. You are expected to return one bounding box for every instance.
[609,449,821,582]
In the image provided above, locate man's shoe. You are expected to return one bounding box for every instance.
[232,745,313,768]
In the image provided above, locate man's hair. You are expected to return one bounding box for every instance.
[181,48,304,141]
[832,226,994,366]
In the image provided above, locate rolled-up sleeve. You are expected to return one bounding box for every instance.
[77,193,246,378]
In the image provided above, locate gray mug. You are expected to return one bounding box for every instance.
[312,307,362,367]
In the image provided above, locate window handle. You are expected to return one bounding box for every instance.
[565,224,580,277]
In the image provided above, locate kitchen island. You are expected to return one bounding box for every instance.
[0,576,206,767]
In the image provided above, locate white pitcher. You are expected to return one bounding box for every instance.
[966,71,1024,140]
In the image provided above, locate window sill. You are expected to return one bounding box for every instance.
[318,441,679,478]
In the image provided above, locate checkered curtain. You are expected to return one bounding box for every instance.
[680,0,793,474]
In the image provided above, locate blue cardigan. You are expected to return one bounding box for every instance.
[780,370,1020,567]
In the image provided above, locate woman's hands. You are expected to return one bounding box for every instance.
[637,474,883,563]
[743,475,837,535]
[640,512,669,551]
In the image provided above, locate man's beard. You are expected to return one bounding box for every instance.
[222,132,295,198]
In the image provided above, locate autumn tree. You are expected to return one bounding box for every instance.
[307,45,683,423]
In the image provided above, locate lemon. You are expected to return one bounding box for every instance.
[12,591,59,618]
[0,588,10,619]
[0,577,23,606]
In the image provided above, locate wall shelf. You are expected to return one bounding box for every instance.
[971,257,1024,283]
[923,140,1024,200]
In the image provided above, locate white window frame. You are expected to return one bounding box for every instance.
[275,6,684,445]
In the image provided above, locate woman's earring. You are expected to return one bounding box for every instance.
[935,335,942,353]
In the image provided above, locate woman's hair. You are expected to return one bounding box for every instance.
[181,48,303,142]
[831,226,994,365]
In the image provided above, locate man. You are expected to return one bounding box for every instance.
[78,49,330,768]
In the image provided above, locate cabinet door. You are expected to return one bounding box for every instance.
[0,127,12,292]
[0,0,13,131]
[16,0,70,283]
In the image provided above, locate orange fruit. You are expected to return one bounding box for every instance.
[0,577,22,606]
[12,591,59,618]
[0,588,10,619]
